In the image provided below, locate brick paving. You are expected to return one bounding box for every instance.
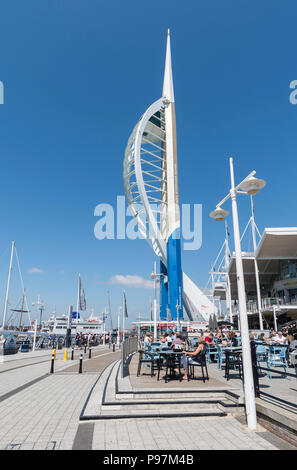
[91,416,281,450]
[0,347,294,450]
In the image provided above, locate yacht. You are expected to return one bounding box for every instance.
[45,314,104,336]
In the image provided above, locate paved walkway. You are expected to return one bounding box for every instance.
[90,416,282,450]
[0,347,295,450]
[0,346,120,450]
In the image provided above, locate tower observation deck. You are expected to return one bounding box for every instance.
[123,31,216,322]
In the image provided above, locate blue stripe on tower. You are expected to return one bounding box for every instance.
[167,228,183,320]
[160,260,168,320]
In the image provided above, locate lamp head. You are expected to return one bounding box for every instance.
[239,175,266,195]
[209,207,230,222]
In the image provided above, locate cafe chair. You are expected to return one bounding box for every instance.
[205,343,218,363]
[164,353,182,383]
[188,349,209,383]
[137,350,158,377]
[224,351,243,381]
[267,345,290,380]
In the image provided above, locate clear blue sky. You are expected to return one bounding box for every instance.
[0,0,296,326]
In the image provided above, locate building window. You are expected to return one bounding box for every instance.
[280,260,297,280]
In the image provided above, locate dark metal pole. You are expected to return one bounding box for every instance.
[71,348,74,360]
[50,354,55,374]
[89,348,92,359]
[113,343,115,352]
[250,340,260,398]
[84,344,87,354]
[79,354,83,374]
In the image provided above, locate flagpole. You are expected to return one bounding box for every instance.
[117,306,121,346]
[122,291,125,342]
[76,273,80,321]
[103,308,106,346]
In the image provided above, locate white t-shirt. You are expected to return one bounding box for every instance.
[274,335,286,344]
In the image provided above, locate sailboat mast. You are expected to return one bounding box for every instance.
[19,289,25,328]
[2,241,15,330]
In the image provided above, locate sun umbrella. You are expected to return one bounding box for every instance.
[208,314,214,330]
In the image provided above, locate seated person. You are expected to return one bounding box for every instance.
[170,333,185,350]
[143,333,152,350]
[257,333,266,343]
[227,331,238,347]
[181,337,206,381]
[274,331,287,344]
[205,333,214,344]
[165,332,172,346]
[160,334,168,344]
[214,333,223,344]
[169,331,176,342]
[269,331,277,341]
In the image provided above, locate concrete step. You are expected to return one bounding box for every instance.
[80,360,118,419]
[80,359,244,421]
[109,397,226,405]
[102,402,221,411]
[86,409,228,420]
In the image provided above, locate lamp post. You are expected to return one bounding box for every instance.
[117,306,121,346]
[209,157,266,431]
[32,296,45,331]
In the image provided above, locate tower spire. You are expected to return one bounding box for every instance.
[162,29,175,103]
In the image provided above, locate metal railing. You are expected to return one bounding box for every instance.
[250,341,297,399]
[121,336,138,378]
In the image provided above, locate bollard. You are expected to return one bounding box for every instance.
[71,348,74,360]
[84,344,87,354]
[79,354,83,374]
[50,354,55,374]
[53,348,56,360]
[113,343,115,352]
[89,348,92,359]
[63,349,68,361]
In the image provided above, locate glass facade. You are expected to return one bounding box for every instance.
[280,260,297,280]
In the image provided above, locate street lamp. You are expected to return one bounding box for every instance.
[209,157,266,431]
[32,296,45,331]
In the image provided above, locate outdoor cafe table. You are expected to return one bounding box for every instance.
[157,350,184,382]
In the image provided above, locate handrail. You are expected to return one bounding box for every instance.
[121,337,138,378]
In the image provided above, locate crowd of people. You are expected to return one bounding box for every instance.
[141,326,296,381]
[74,332,113,348]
